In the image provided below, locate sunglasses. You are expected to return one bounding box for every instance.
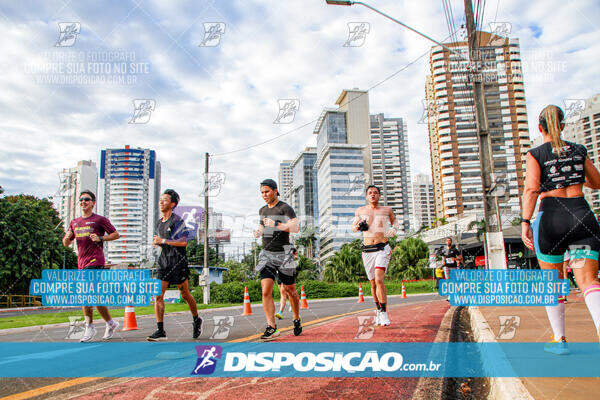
[79,197,93,202]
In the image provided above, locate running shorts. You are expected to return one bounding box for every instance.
[532,197,600,263]
[157,265,190,285]
[361,242,392,280]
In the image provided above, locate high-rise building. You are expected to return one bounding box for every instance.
[563,94,600,209]
[411,174,435,230]
[58,160,98,242]
[335,89,373,181]
[370,113,412,235]
[97,145,161,265]
[314,109,366,264]
[278,160,293,203]
[290,147,318,225]
[426,31,530,221]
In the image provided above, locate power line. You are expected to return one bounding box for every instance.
[212,30,461,158]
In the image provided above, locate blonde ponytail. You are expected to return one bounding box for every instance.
[539,105,565,156]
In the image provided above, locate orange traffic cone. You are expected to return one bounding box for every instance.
[401,282,407,299]
[357,284,365,303]
[300,286,309,309]
[242,286,252,315]
[122,306,139,331]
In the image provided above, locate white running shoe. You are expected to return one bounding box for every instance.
[80,324,97,342]
[379,311,390,326]
[102,321,119,340]
[374,309,381,326]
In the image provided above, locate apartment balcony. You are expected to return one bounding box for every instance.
[432,51,446,62]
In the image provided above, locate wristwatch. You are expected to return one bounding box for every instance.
[99,236,104,242]
[520,218,531,224]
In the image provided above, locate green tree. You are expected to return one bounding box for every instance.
[219,260,254,283]
[241,244,262,270]
[388,237,430,280]
[296,227,317,259]
[467,219,487,241]
[0,195,77,294]
[322,239,365,282]
[296,254,319,281]
[186,240,218,265]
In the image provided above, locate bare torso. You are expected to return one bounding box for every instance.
[539,183,584,200]
[355,205,394,245]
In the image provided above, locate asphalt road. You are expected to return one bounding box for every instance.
[0,293,445,399]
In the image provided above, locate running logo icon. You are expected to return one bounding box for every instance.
[344,22,370,47]
[199,23,225,47]
[129,99,156,124]
[496,315,520,340]
[206,172,226,197]
[273,99,300,124]
[65,316,85,340]
[191,345,223,375]
[418,99,437,124]
[345,173,367,197]
[210,316,234,339]
[564,99,586,124]
[354,316,376,339]
[485,22,512,46]
[56,22,81,47]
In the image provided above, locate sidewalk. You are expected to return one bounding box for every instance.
[470,290,600,400]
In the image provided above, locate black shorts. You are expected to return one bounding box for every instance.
[260,266,295,285]
[532,197,600,263]
[157,265,190,285]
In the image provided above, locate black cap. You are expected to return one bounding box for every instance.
[260,179,278,195]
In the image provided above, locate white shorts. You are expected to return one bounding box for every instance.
[361,244,392,280]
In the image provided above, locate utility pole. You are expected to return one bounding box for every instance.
[464,0,507,269]
[203,152,210,303]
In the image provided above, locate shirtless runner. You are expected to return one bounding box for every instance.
[352,185,398,326]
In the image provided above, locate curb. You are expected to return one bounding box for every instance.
[412,304,456,400]
[467,306,534,400]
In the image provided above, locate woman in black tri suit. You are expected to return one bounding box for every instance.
[522,105,600,354]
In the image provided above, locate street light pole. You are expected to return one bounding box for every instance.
[326,1,464,59]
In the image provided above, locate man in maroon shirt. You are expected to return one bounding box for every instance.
[62,190,121,342]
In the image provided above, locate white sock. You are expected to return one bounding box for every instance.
[107,319,117,327]
[584,284,600,337]
[545,298,565,341]
[84,316,92,326]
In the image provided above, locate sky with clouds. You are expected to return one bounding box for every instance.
[1,0,599,257]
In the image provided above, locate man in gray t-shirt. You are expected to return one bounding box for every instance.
[254,179,302,341]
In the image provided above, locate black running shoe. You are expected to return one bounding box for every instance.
[146,329,167,341]
[260,325,280,341]
[193,317,203,339]
[293,318,302,336]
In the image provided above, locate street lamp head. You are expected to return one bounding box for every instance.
[325,0,353,5]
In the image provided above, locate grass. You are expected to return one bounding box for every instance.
[0,280,438,330]
[0,302,236,330]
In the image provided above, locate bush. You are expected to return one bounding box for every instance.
[191,279,436,303]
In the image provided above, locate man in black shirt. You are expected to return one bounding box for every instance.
[253,179,302,341]
[440,237,463,279]
[147,189,202,341]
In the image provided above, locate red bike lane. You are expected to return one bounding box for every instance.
[71,300,450,400]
